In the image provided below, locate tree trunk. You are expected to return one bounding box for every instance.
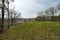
[0,0,5,33]
[8,1,9,29]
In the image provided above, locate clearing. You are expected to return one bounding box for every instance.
[0,22,60,40]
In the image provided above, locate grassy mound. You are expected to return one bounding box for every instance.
[0,22,60,40]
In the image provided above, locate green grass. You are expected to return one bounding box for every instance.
[0,22,60,40]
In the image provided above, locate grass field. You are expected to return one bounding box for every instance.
[0,22,60,40]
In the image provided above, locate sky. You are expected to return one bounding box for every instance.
[12,0,60,18]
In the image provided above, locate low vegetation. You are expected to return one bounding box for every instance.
[0,22,60,40]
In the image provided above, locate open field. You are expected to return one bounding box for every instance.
[0,22,60,40]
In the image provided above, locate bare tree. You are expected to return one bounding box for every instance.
[0,0,5,33]
[13,10,21,24]
[47,7,57,21]
[48,7,55,16]
[45,10,51,21]
[5,0,14,29]
[0,0,14,33]
[45,10,50,16]
[9,9,21,25]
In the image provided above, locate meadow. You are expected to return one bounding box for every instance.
[0,22,60,40]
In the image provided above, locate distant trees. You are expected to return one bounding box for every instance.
[36,11,47,21]
[35,4,60,22]
[47,7,57,21]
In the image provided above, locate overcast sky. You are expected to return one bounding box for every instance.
[13,0,60,18]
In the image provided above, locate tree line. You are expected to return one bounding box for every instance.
[35,4,60,22]
[0,0,21,33]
